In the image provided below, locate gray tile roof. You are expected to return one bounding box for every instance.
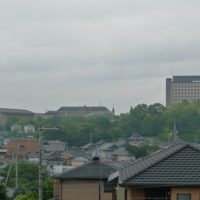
[0,108,33,115]
[54,160,117,180]
[43,140,65,152]
[112,147,129,156]
[67,148,91,159]
[120,143,200,187]
[58,106,111,112]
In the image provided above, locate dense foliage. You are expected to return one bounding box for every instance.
[5,102,200,145]
[0,184,8,200]
[126,145,160,158]
[0,162,53,200]
[14,193,37,200]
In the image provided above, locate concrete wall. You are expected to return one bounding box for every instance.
[54,180,113,200]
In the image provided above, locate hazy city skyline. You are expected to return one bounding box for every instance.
[0,0,200,114]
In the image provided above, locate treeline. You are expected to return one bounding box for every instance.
[6,102,200,146]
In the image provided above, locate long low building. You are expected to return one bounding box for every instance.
[44,105,114,118]
[6,138,39,157]
[0,108,34,126]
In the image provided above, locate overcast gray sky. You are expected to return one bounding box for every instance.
[0,0,200,114]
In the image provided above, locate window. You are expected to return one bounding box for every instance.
[177,194,191,200]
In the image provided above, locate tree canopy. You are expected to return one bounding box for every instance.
[5,102,200,145]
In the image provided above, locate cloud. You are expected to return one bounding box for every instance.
[0,0,200,113]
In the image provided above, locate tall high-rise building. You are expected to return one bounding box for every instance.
[166,76,200,107]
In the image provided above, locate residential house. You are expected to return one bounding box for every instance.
[81,142,96,151]
[112,147,132,162]
[64,148,91,167]
[42,151,66,175]
[92,142,118,161]
[53,157,120,200]
[108,142,200,200]
[127,133,151,146]
[23,124,35,133]
[43,140,65,153]
[71,157,88,167]
[83,139,131,162]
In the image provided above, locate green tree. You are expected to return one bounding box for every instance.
[0,184,8,200]
[148,103,166,115]
[14,193,37,200]
[127,145,160,158]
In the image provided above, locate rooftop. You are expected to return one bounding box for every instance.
[54,159,117,180]
[57,106,111,112]
[0,108,33,115]
[119,143,200,187]
[171,76,200,83]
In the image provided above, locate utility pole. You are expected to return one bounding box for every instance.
[38,127,58,200]
[15,145,19,189]
[38,128,43,200]
[99,152,101,200]
[5,154,14,186]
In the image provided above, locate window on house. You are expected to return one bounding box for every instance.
[177,194,191,200]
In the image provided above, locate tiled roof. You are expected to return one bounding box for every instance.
[54,160,117,180]
[0,108,33,115]
[67,148,91,159]
[112,147,129,156]
[58,106,111,112]
[120,143,200,187]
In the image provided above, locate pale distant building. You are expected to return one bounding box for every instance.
[23,124,35,133]
[166,76,200,107]
[44,105,114,118]
[11,124,22,133]
[0,108,33,126]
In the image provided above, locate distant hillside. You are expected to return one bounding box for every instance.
[5,102,200,146]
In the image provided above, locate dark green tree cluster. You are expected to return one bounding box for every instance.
[126,145,160,158]
[0,183,8,200]
[0,162,53,200]
[6,102,200,145]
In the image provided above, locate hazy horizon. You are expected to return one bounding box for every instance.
[1,0,200,114]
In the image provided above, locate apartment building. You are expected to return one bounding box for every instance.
[166,76,200,107]
[0,108,34,126]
